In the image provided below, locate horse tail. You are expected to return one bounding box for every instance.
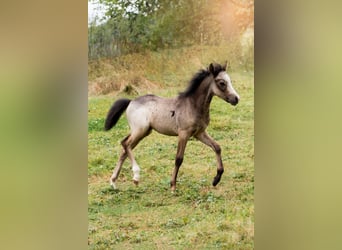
[104,98,131,131]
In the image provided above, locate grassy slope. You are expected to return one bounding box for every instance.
[88,67,254,249]
[88,44,253,96]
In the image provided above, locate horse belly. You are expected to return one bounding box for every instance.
[151,111,178,136]
[154,127,178,136]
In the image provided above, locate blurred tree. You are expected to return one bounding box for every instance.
[88,0,254,59]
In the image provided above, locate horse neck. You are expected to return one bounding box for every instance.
[190,77,213,114]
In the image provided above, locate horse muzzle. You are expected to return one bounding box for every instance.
[226,96,239,106]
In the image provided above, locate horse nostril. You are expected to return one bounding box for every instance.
[235,96,239,104]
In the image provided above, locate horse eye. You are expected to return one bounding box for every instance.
[219,81,226,88]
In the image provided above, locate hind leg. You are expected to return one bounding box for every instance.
[110,150,127,189]
[111,129,151,188]
[110,133,146,188]
[110,135,129,189]
[124,129,151,185]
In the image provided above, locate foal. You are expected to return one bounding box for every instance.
[105,62,240,191]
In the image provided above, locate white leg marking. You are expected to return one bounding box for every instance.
[132,161,140,182]
[110,179,117,189]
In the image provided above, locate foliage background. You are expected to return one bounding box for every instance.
[88,0,254,59]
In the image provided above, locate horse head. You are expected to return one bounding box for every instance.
[209,62,240,106]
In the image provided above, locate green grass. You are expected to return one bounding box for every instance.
[88,71,254,249]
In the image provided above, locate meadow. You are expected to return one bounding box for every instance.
[88,47,254,249]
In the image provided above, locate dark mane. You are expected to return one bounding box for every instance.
[179,69,210,98]
[179,63,226,98]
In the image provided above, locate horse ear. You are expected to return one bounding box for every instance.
[209,63,214,74]
[223,61,227,71]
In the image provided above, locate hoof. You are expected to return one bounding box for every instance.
[110,180,117,189]
[133,179,139,185]
[212,176,221,186]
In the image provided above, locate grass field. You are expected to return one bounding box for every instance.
[88,69,254,249]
